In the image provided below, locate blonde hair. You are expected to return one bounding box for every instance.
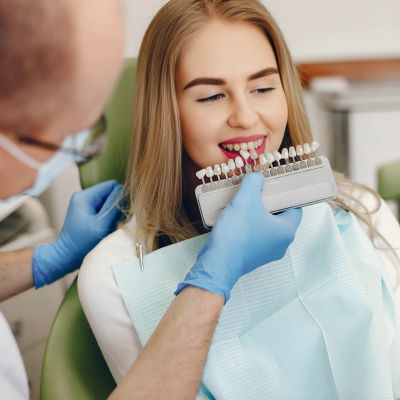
[125,0,399,278]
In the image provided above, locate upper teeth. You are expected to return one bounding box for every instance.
[222,138,264,152]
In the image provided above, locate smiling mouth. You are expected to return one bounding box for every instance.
[219,135,267,159]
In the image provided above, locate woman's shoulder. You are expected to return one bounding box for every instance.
[77,216,142,382]
[78,216,138,296]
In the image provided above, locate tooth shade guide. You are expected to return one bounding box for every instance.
[197,142,326,194]
[303,143,311,156]
[196,168,207,185]
[213,164,222,181]
[205,166,214,182]
[273,151,282,165]
[281,148,289,164]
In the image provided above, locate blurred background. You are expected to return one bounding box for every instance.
[1,1,400,398]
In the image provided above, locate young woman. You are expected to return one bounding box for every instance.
[79,0,400,397]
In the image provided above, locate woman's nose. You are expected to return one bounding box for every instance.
[227,96,259,130]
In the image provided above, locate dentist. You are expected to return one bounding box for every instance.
[0,0,124,398]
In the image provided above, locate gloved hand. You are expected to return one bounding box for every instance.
[32,180,123,288]
[175,173,302,303]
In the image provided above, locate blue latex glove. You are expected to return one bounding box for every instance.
[32,180,123,288]
[175,173,302,303]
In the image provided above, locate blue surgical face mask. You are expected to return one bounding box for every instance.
[0,130,90,220]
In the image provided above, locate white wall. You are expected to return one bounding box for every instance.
[123,0,400,62]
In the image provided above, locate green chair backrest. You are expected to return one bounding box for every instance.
[41,58,137,399]
[80,58,137,186]
[40,280,116,399]
[377,160,400,201]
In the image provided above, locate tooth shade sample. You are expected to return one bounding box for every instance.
[281,148,289,160]
[213,164,222,176]
[250,150,259,160]
[311,141,320,152]
[266,152,275,164]
[289,146,296,158]
[196,169,206,180]
[273,151,282,162]
[239,150,250,160]
[259,154,267,165]
[228,159,236,171]
[221,163,229,175]
[205,166,214,178]
[303,143,311,155]
[296,145,304,156]
[235,156,244,168]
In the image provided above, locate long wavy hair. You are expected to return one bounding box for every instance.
[124,0,399,282]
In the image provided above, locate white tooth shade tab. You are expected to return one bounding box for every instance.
[303,143,311,155]
[213,164,222,176]
[235,156,244,168]
[266,152,275,164]
[197,141,325,189]
[221,163,229,175]
[259,154,267,165]
[205,166,214,178]
[296,145,304,156]
[311,141,320,152]
[250,150,258,160]
[273,151,282,163]
[281,148,289,160]
[228,159,236,171]
[239,150,250,160]
[196,169,206,180]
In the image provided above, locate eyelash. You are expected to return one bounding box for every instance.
[197,88,275,103]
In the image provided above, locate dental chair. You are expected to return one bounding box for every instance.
[377,160,400,219]
[40,58,136,400]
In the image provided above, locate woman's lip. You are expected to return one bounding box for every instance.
[219,138,267,161]
[219,134,266,145]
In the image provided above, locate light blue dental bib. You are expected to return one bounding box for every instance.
[113,203,396,399]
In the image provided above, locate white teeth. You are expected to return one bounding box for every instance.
[221,137,264,153]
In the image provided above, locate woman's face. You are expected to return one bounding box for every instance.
[176,19,288,172]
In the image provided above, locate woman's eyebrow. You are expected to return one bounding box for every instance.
[183,67,279,90]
